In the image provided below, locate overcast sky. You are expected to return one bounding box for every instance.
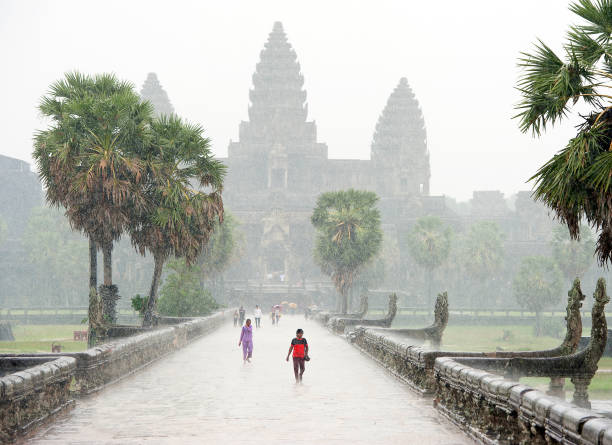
[0,0,580,201]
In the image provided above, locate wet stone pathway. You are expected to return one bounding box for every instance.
[26,316,470,444]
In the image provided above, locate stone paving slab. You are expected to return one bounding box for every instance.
[24,316,471,444]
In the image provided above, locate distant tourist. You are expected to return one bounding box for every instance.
[239,306,246,326]
[239,318,253,363]
[254,305,263,328]
[233,310,239,327]
[286,328,308,383]
[274,306,281,326]
[271,308,275,325]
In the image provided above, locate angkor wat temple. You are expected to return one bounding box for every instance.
[215,22,428,283]
[209,22,553,285]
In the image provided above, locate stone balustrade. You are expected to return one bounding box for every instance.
[0,356,76,443]
[0,310,230,442]
[329,293,397,334]
[434,356,612,444]
[316,280,611,444]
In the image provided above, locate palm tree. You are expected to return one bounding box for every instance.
[197,212,240,299]
[516,0,612,266]
[34,72,153,330]
[551,224,595,282]
[458,221,505,307]
[130,115,225,326]
[406,216,452,307]
[513,256,564,336]
[311,189,382,314]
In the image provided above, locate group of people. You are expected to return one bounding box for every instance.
[234,304,309,383]
[233,304,282,328]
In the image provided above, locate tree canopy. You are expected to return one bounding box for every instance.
[197,212,240,281]
[21,207,88,305]
[129,114,225,326]
[33,72,153,326]
[513,256,564,336]
[311,189,382,314]
[551,224,595,280]
[158,259,219,317]
[459,221,505,282]
[515,0,612,265]
[407,216,452,304]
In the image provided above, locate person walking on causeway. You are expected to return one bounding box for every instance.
[239,306,246,326]
[239,318,253,363]
[286,328,308,383]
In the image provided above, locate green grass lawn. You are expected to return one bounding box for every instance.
[440,325,560,353]
[419,324,612,400]
[520,375,612,401]
[0,324,87,353]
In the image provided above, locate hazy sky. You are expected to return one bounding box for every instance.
[0,0,580,200]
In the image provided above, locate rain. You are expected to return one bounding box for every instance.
[2,1,612,444]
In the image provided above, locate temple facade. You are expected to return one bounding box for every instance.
[218,22,433,283]
[139,23,557,294]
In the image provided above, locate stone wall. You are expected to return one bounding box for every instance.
[434,356,612,444]
[0,356,76,443]
[0,310,229,441]
[317,316,612,444]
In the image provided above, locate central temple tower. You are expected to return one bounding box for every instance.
[226,22,328,197]
[223,22,327,282]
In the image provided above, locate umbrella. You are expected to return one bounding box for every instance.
[281,300,290,305]
[289,303,297,309]
[274,304,282,309]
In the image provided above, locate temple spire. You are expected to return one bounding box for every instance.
[140,72,175,117]
[248,22,308,127]
[371,78,430,195]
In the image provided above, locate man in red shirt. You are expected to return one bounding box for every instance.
[286,328,309,383]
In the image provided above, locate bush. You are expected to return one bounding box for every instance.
[157,259,219,317]
[130,294,149,315]
[537,318,564,339]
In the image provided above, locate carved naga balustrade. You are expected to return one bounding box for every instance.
[330,293,397,333]
[314,295,368,325]
[449,278,608,408]
[326,296,369,332]
[348,280,589,396]
[364,292,449,349]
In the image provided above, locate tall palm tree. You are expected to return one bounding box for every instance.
[516,0,612,266]
[34,72,153,330]
[458,221,505,307]
[130,115,225,326]
[311,189,382,314]
[406,216,452,307]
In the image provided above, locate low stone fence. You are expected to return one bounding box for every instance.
[343,325,612,444]
[349,327,485,395]
[434,356,612,444]
[0,356,76,443]
[0,310,229,442]
[317,287,612,444]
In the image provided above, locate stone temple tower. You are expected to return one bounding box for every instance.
[371,78,430,197]
[140,73,175,117]
[223,22,328,282]
[226,21,328,197]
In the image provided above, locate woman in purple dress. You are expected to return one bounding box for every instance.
[238,318,253,363]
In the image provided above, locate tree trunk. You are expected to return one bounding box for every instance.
[143,254,165,327]
[99,241,119,324]
[88,237,97,348]
[102,242,112,286]
[340,282,348,314]
[89,238,97,289]
[427,268,433,309]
